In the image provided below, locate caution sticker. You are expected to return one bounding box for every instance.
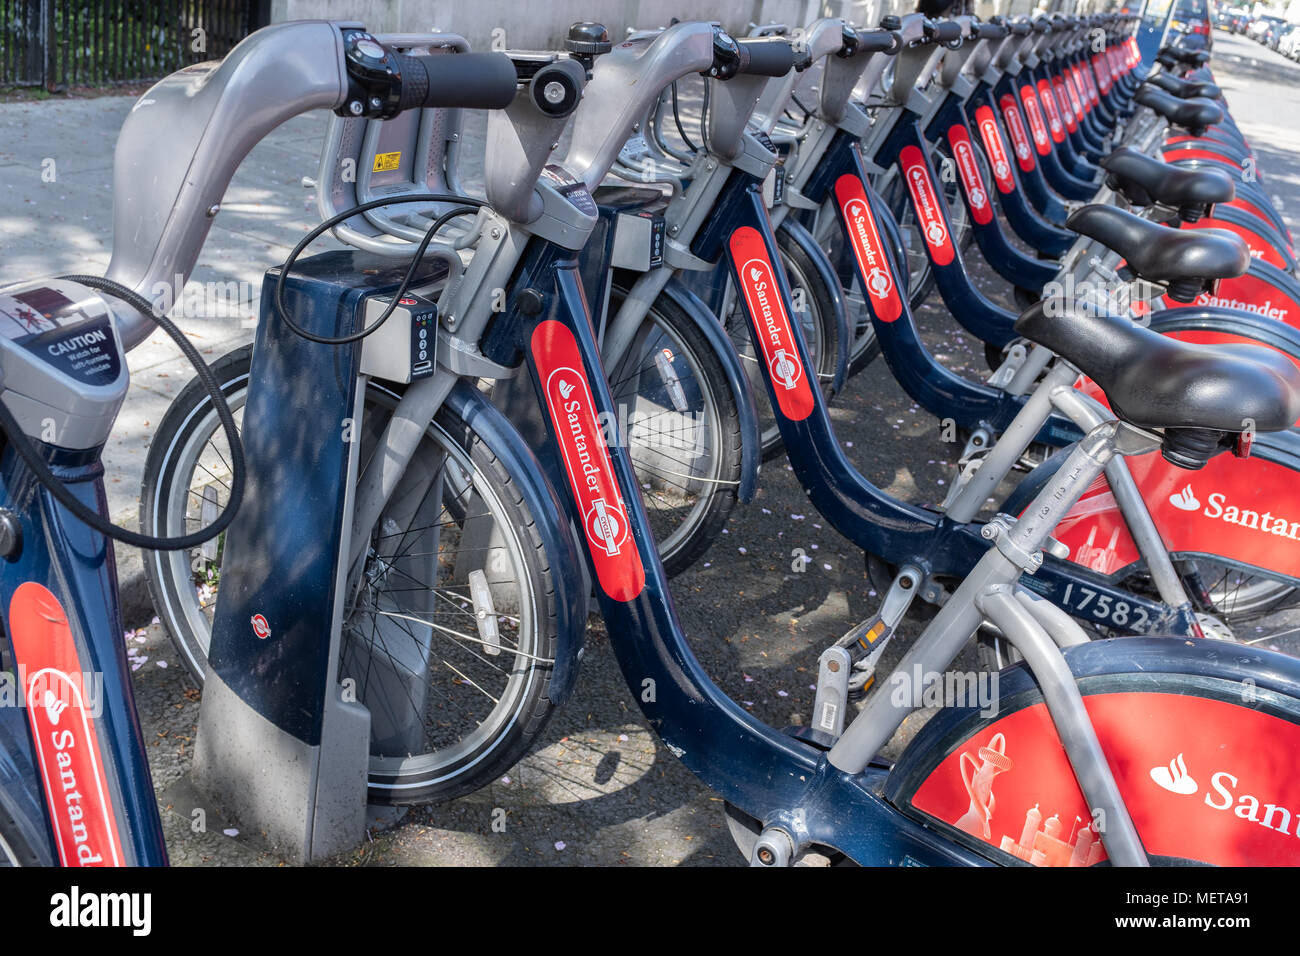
[372,150,402,173]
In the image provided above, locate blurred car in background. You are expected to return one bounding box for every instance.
[1172,0,1213,48]
[1279,22,1300,58]
[1247,14,1286,44]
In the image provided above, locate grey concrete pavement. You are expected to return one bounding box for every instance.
[1,28,1299,865]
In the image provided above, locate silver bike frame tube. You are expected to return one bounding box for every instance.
[828,423,1123,772]
[1050,387,1192,608]
[945,360,1080,524]
[976,586,1148,866]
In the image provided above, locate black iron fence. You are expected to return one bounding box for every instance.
[1,0,270,88]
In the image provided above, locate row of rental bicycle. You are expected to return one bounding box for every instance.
[1,5,1299,867]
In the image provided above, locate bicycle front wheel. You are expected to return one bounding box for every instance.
[140,346,565,803]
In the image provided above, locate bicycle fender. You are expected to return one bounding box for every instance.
[885,638,1300,866]
[443,381,589,704]
[656,277,762,503]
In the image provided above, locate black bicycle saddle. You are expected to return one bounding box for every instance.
[1148,72,1221,100]
[1157,45,1211,69]
[1066,204,1249,300]
[1016,300,1300,468]
[1135,85,1222,135]
[1101,146,1233,220]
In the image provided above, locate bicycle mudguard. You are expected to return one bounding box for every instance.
[883,638,1300,866]
[1162,258,1300,328]
[442,381,589,702]
[645,277,761,504]
[1003,420,1300,587]
[778,219,851,397]
[1181,209,1296,273]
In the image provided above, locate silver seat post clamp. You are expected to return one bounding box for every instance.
[981,513,1043,573]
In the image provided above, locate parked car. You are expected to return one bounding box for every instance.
[1172,0,1213,49]
[1247,15,1286,44]
[1280,23,1300,58]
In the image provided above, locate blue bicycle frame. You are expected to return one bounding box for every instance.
[0,443,168,866]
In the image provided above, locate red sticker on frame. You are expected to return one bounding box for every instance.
[946,124,994,225]
[1036,80,1065,142]
[974,105,1016,194]
[833,174,903,322]
[728,227,816,421]
[8,582,124,866]
[999,95,1036,172]
[530,320,645,602]
[1019,85,1052,155]
[1052,77,1077,132]
[899,145,955,266]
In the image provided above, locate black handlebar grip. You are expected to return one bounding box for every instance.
[736,37,795,77]
[856,29,899,54]
[1009,19,1032,36]
[930,20,963,43]
[975,22,1007,39]
[396,52,519,111]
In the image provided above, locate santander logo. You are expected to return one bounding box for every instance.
[975,107,1015,193]
[1150,752,1198,794]
[530,320,645,601]
[1150,751,1300,842]
[1168,485,1200,511]
[948,128,993,225]
[833,174,902,322]
[728,226,815,421]
[9,583,124,868]
[1166,483,1300,541]
[899,146,954,266]
[547,366,629,557]
[1000,97,1034,168]
[1020,89,1050,152]
[1193,291,1291,321]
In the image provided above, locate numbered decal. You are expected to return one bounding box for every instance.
[999,94,1036,172]
[1018,85,1052,155]
[728,227,816,421]
[530,320,645,601]
[899,145,955,267]
[946,125,993,226]
[833,174,903,321]
[9,582,124,866]
[974,105,1017,194]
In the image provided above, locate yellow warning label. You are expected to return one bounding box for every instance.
[372,151,402,173]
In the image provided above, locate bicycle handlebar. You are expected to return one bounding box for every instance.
[101,20,527,349]
[926,20,963,44]
[393,52,518,111]
[735,37,795,76]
